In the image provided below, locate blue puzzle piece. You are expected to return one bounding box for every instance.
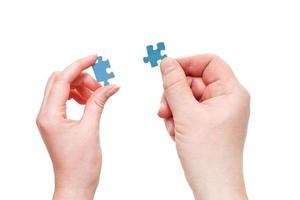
[92,56,115,86]
[143,42,167,67]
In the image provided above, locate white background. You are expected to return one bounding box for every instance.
[0,0,300,199]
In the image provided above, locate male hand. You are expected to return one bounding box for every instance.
[36,55,119,200]
[158,55,250,200]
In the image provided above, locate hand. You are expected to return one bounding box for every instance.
[36,55,119,200]
[158,55,250,200]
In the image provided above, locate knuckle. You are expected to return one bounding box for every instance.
[36,113,55,131]
[53,72,63,82]
[204,53,221,60]
[207,80,227,97]
[237,86,251,108]
[205,53,221,60]
[206,53,219,58]
[35,115,42,128]
[50,71,60,80]
[36,115,47,130]
[214,79,226,89]
[205,54,226,64]
[93,97,106,109]
[242,88,251,103]
[53,73,69,84]
[46,71,60,83]
[51,71,60,77]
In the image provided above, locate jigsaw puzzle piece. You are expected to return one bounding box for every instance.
[143,45,154,64]
[92,56,115,86]
[143,42,167,67]
[157,42,166,52]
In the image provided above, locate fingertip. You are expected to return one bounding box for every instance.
[77,54,98,65]
[160,57,179,75]
[94,84,120,99]
[89,54,98,60]
[157,108,165,118]
[108,84,121,92]
[157,104,172,119]
[158,96,168,118]
[82,54,98,66]
[82,84,119,122]
[107,85,120,97]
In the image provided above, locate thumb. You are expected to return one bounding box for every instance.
[81,85,119,126]
[160,58,195,115]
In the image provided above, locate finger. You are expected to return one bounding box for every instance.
[160,58,196,116]
[81,85,120,126]
[46,55,97,113]
[200,79,232,101]
[164,118,175,141]
[177,54,236,85]
[72,72,101,91]
[75,86,93,101]
[158,76,206,118]
[158,95,172,119]
[69,89,87,105]
[61,55,98,83]
[187,76,206,101]
[158,76,206,119]
[40,71,60,109]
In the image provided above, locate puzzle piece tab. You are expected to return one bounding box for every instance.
[143,42,167,67]
[92,56,115,86]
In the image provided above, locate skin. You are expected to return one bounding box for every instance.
[37,54,250,200]
[36,55,119,200]
[158,55,250,200]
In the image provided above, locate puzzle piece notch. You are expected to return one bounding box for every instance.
[143,42,167,67]
[92,56,115,86]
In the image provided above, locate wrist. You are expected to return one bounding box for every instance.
[52,168,100,200]
[194,192,248,200]
[192,182,248,200]
[53,187,97,200]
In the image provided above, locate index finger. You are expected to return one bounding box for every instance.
[45,55,98,115]
[60,55,98,83]
[177,54,236,85]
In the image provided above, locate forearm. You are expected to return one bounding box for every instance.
[184,153,248,200]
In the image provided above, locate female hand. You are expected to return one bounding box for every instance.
[36,55,119,200]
